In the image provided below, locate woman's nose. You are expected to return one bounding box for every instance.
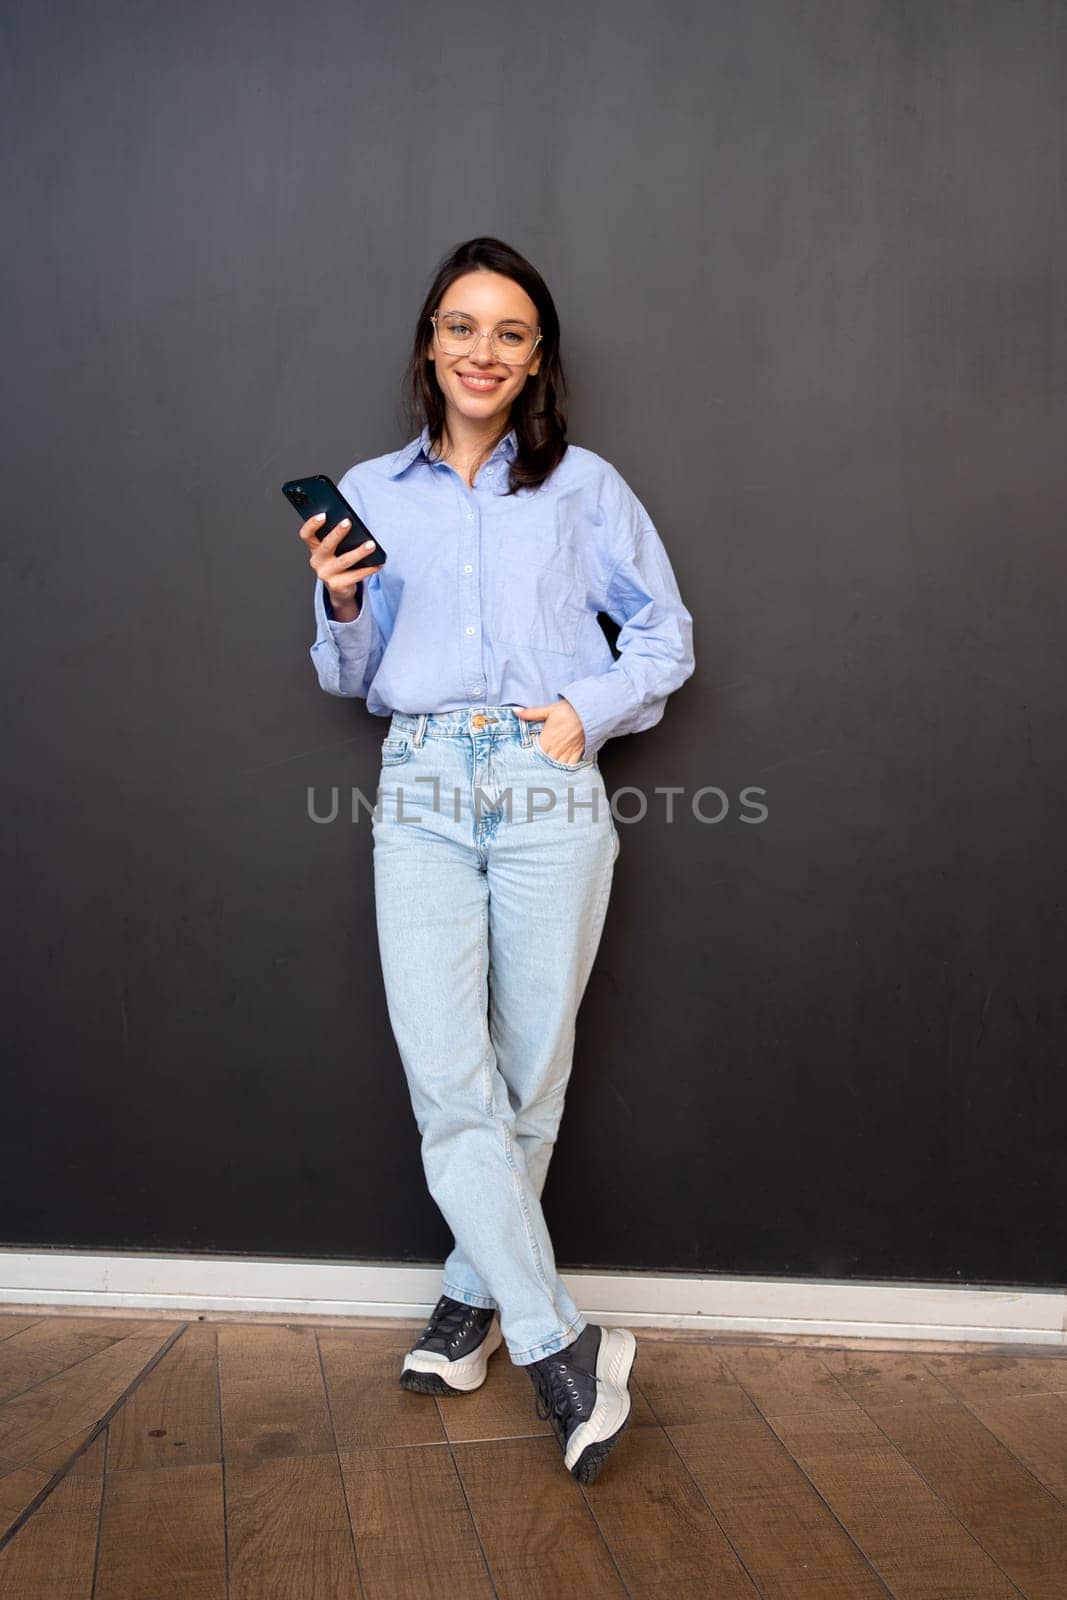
[468,332,498,362]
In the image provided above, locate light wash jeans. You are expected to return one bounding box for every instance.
[371,704,620,1365]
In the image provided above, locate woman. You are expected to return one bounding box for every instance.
[301,236,695,1483]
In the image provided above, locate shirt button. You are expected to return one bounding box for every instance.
[465,626,475,635]
[465,510,474,520]
[473,687,484,696]
[463,564,473,573]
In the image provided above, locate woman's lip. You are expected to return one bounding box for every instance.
[458,373,505,388]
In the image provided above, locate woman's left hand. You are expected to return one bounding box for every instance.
[516,701,588,763]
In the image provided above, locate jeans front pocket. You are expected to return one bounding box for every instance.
[380,735,414,768]
[531,730,597,772]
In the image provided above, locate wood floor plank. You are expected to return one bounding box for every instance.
[0,1426,107,1541]
[452,1435,629,1598]
[318,1327,447,1448]
[21,1423,99,1477]
[0,1316,171,1404]
[107,1323,221,1472]
[820,1349,958,1407]
[667,1414,892,1598]
[0,1330,180,1468]
[433,1349,554,1444]
[0,1464,53,1537]
[225,1450,363,1600]
[338,1442,496,1598]
[577,1421,763,1598]
[0,1425,103,1597]
[38,1430,106,1513]
[717,1345,856,1418]
[218,1323,335,1461]
[0,1316,47,1343]
[768,1404,1020,1597]
[965,1389,1067,1504]
[94,1460,227,1600]
[920,1350,1067,1402]
[866,1395,1067,1597]
[630,1340,762,1427]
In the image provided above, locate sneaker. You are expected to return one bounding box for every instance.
[399,1293,502,1396]
[526,1322,637,1482]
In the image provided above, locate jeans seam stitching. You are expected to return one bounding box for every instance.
[501,1121,557,1306]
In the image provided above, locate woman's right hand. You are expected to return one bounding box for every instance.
[300,512,385,621]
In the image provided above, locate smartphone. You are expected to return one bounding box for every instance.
[282,475,387,566]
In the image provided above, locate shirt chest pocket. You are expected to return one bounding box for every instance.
[483,497,587,656]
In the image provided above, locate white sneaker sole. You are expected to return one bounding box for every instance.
[564,1325,637,1478]
[400,1316,503,1394]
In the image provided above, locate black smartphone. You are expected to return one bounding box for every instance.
[281,475,387,566]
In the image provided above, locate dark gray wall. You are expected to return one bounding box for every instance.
[2,1,1064,1287]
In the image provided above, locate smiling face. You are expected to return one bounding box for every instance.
[425,269,542,437]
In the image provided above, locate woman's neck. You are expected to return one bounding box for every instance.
[435,413,509,482]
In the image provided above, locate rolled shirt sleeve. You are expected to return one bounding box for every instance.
[309,575,385,699]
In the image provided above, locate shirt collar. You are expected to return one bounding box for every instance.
[386,423,518,477]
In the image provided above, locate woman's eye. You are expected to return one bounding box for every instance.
[447,320,473,336]
[499,330,522,344]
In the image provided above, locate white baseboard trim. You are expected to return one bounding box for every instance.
[0,1252,1063,1348]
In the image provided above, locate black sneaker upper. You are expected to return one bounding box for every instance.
[413,1294,496,1360]
[526,1323,602,1447]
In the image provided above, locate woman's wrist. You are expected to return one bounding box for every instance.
[328,585,362,623]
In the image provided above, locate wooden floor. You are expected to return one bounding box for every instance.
[1,1310,1066,1597]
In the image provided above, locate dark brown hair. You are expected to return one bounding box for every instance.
[402,236,568,495]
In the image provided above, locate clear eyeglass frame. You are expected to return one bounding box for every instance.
[430,309,543,366]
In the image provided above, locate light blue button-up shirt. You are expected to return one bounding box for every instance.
[309,424,695,759]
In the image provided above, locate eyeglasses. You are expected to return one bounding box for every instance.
[431,308,542,366]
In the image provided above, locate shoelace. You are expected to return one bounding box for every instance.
[418,1296,487,1351]
[531,1357,587,1432]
